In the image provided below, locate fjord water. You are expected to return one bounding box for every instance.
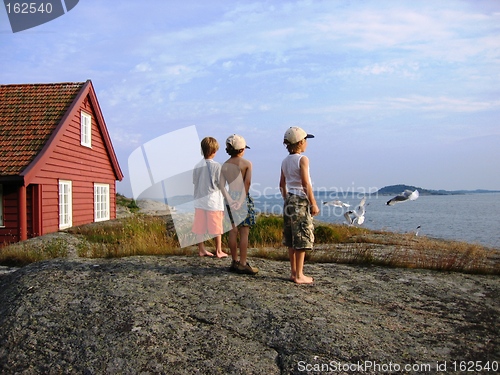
[253,192,500,249]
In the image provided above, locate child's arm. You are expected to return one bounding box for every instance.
[231,160,251,209]
[279,169,287,199]
[243,160,252,195]
[299,156,319,216]
[218,165,232,203]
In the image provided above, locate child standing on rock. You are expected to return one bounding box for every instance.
[219,134,258,275]
[279,127,318,284]
[192,137,228,258]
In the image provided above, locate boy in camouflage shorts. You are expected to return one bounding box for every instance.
[279,127,319,284]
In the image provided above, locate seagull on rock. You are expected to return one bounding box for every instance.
[386,189,419,206]
[323,200,350,208]
[344,197,367,225]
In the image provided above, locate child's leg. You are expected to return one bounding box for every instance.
[288,247,296,281]
[194,209,213,256]
[238,226,250,266]
[214,235,227,258]
[210,211,227,258]
[197,235,213,257]
[228,226,239,261]
[294,249,313,284]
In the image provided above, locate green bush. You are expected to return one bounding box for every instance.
[314,225,338,243]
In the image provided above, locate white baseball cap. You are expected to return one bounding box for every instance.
[226,134,250,150]
[284,126,315,144]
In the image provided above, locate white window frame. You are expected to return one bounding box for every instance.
[0,184,4,227]
[94,183,110,222]
[59,180,72,229]
[81,111,92,148]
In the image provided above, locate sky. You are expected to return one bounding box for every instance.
[1,0,499,198]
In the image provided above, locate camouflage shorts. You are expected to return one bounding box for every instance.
[283,193,314,250]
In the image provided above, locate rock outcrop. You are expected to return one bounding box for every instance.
[0,255,498,374]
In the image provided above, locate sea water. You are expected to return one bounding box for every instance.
[167,192,500,249]
[252,192,500,249]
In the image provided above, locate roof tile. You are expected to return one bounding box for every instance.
[0,82,85,176]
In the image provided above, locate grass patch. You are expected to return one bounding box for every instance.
[300,230,499,274]
[0,237,68,267]
[69,215,178,258]
[1,213,498,275]
[314,223,369,243]
[248,215,284,247]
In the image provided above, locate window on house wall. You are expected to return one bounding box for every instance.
[59,180,72,229]
[81,111,92,147]
[94,183,110,222]
[0,184,3,227]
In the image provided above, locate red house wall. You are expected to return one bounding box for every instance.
[29,95,118,236]
[0,184,38,244]
[0,183,20,243]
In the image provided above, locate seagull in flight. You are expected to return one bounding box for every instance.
[386,189,419,206]
[323,199,350,208]
[344,197,367,225]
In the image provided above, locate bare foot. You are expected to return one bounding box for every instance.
[216,251,228,258]
[199,251,214,257]
[294,275,314,285]
[289,274,296,282]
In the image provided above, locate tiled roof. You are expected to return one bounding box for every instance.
[0,82,85,176]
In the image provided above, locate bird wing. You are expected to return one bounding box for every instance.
[386,194,407,205]
[402,190,413,197]
[354,204,365,217]
[323,200,340,207]
[344,211,353,225]
[408,189,419,201]
[324,200,351,208]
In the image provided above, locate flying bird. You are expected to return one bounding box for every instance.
[386,189,419,206]
[323,200,350,208]
[344,197,367,225]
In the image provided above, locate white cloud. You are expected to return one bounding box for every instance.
[302,96,500,115]
[222,61,234,70]
[133,63,151,72]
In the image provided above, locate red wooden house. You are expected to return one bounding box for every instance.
[0,80,123,245]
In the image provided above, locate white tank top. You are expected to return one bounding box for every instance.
[281,154,310,198]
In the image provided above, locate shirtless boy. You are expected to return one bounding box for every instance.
[219,134,258,275]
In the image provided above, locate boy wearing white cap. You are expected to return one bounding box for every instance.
[219,134,258,275]
[279,126,318,284]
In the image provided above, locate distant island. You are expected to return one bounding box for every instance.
[377,184,500,196]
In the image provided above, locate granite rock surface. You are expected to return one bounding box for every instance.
[0,255,498,374]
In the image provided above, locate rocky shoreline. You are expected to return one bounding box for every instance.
[0,254,498,374]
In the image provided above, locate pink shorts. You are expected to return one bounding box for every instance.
[192,209,224,235]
